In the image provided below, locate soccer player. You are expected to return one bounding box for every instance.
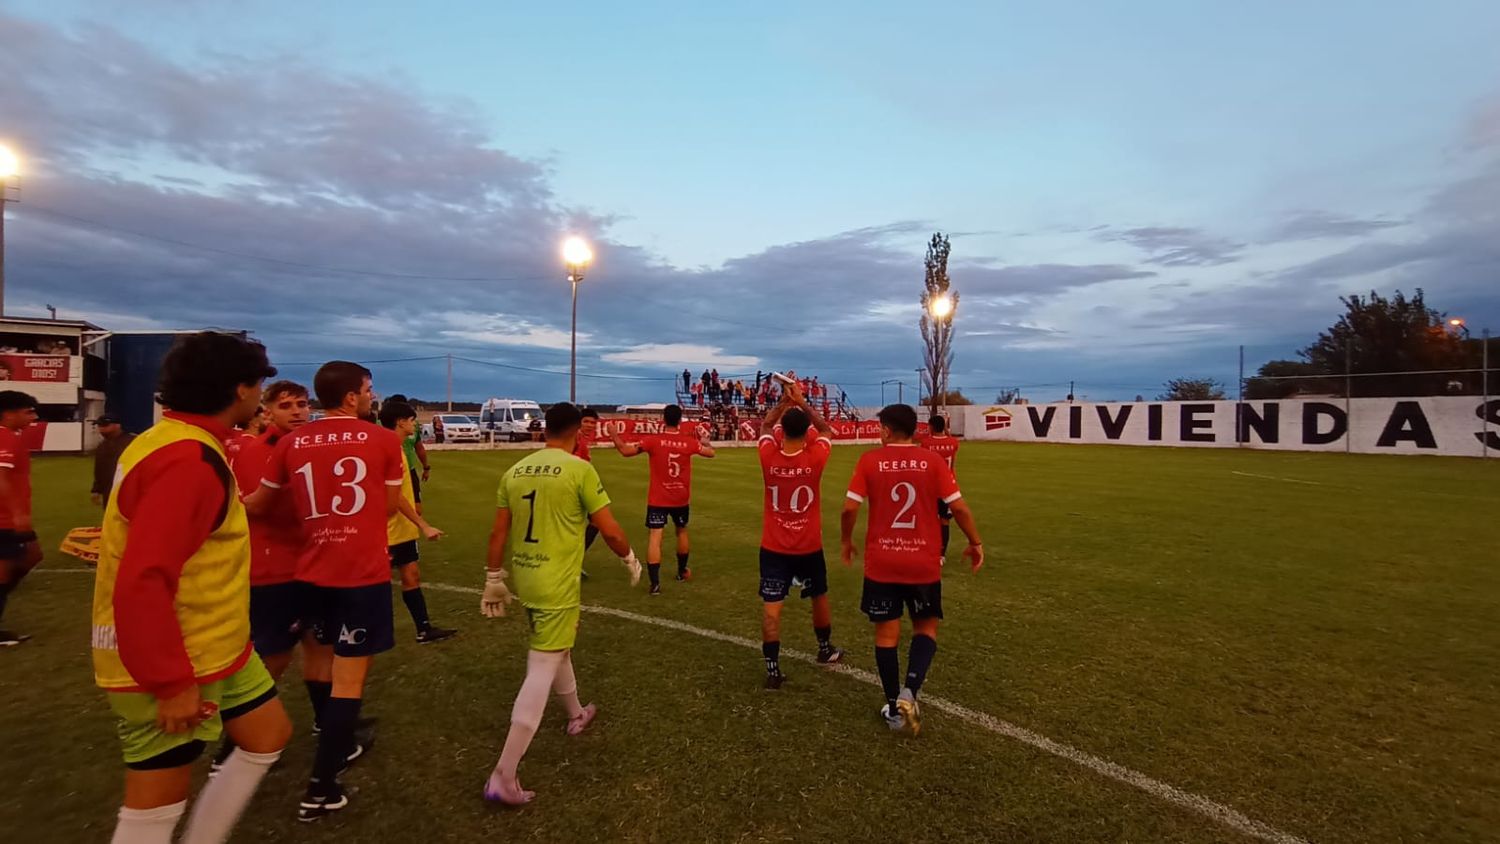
[385,394,431,513]
[480,402,641,805]
[574,407,602,580]
[917,414,961,557]
[378,400,457,644]
[0,391,41,646]
[247,360,406,821]
[91,414,136,508]
[840,404,984,736]
[91,332,292,844]
[610,404,715,595]
[756,382,843,690]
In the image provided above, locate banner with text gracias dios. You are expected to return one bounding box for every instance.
[962,397,1499,458]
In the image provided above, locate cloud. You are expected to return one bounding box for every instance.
[602,344,760,368]
[1096,226,1244,266]
[1262,211,1404,243]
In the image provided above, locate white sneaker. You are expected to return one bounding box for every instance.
[879,704,904,731]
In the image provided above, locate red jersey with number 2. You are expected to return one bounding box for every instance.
[640,432,701,507]
[847,443,961,584]
[260,416,405,588]
[759,433,831,555]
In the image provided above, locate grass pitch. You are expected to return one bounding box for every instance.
[1,442,1497,842]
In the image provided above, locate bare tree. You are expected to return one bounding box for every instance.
[919,232,958,416]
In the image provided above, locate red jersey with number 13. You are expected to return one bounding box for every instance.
[639,431,702,508]
[847,443,960,584]
[759,433,831,555]
[918,433,960,473]
[261,416,405,587]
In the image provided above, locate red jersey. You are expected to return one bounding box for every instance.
[846,443,961,584]
[232,428,303,585]
[918,433,960,473]
[0,427,31,530]
[224,432,255,462]
[758,433,831,555]
[572,432,593,462]
[261,416,405,588]
[639,431,703,507]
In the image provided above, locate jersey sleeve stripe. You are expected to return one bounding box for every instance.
[846,491,864,502]
[260,479,282,489]
[942,491,963,504]
[0,462,14,469]
[385,479,404,486]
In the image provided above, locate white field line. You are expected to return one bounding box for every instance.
[32,567,97,574]
[1230,470,1324,486]
[424,580,1309,844]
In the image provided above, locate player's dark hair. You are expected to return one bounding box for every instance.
[378,400,417,429]
[546,402,583,437]
[263,380,308,404]
[158,332,277,415]
[386,394,408,403]
[930,415,947,434]
[0,390,38,413]
[664,404,683,426]
[878,404,918,438]
[314,361,371,411]
[580,407,600,419]
[782,407,811,439]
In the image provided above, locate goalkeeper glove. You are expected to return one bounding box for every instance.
[621,550,642,587]
[481,569,513,618]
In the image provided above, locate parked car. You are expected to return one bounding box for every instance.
[432,413,482,443]
[479,398,544,442]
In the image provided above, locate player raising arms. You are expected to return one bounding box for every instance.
[480,402,640,805]
[756,382,844,689]
[91,332,292,844]
[247,361,406,821]
[377,400,457,644]
[840,404,983,736]
[610,404,715,595]
[917,414,961,558]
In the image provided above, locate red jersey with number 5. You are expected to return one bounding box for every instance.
[918,433,960,474]
[846,443,960,583]
[759,433,831,555]
[260,416,405,587]
[639,431,702,508]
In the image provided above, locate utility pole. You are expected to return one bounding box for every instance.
[446,353,453,412]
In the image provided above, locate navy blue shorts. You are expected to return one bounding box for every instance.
[860,578,943,623]
[759,548,829,603]
[299,582,395,658]
[645,506,690,530]
[249,581,307,656]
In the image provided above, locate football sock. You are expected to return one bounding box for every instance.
[111,800,185,844]
[311,697,362,787]
[647,564,661,587]
[401,587,431,633]
[181,748,281,844]
[905,634,938,696]
[676,553,689,575]
[0,581,12,624]
[815,626,833,652]
[875,646,901,712]
[550,650,585,720]
[212,738,237,767]
[304,680,331,729]
[940,524,951,556]
[496,650,564,779]
[762,640,781,676]
[584,525,599,550]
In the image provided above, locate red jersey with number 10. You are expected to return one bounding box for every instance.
[758,433,831,555]
[639,431,702,507]
[918,433,960,473]
[260,416,405,588]
[847,443,961,584]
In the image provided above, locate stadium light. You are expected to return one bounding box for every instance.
[928,293,954,321]
[1449,317,1470,339]
[563,236,594,403]
[0,143,17,317]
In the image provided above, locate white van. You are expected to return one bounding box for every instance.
[479,398,544,442]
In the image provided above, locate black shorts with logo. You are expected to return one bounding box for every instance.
[860,578,943,623]
[299,582,395,658]
[389,539,420,568]
[759,548,829,602]
[249,581,307,657]
[645,505,690,530]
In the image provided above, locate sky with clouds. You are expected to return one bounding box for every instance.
[2,1,1498,404]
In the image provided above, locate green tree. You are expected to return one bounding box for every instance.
[919,233,958,417]
[921,389,973,406]
[1158,378,1226,401]
[1299,289,1467,396]
[1244,360,1334,399]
